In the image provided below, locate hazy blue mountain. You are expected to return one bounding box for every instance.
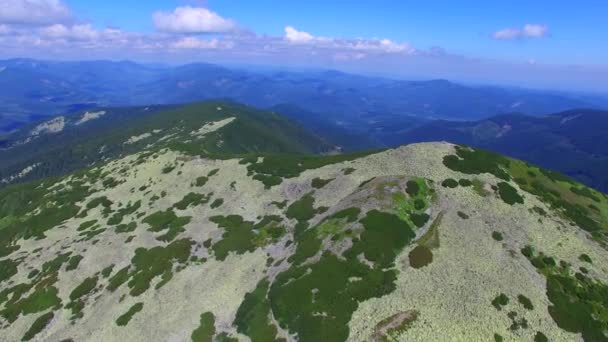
[391,109,608,192]
[1,59,603,132]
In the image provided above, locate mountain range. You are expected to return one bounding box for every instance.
[2,58,606,133]
[0,101,607,341]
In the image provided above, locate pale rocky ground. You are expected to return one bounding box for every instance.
[75,111,107,125]
[1,133,606,341]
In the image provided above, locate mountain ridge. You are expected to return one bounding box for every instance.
[0,138,607,341]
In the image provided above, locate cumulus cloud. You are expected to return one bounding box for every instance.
[283,25,414,55]
[0,0,71,25]
[493,24,549,40]
[284,26,315,43]
[153,6,237,33]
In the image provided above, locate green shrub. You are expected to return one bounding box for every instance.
[497,182,524,205]
[579,254,592,264]
[517,294,534,310]
[191,312,215,342]
[66,255,83,271]
[311,178,333,189]
[406,180,420,196]
[492,231,504,241]
[491,293,509,310]
[534,332,548,342]
[143,209,191,242]
[443,146,511,181]
[22,312,54,341]
[441,179,458,188]
[210,198,224,209]
[235,280,279,342]
[458,179,473,187]
[116,302,143,326]
[286,193,318,222]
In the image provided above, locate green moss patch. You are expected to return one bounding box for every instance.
[311,178,334,189]
[409,245,433,269]
[270,209,414,342]
[285,193,320,223]
[191,311,215,342]
[66,276,98,320]
[235,279,280,342]
[143,209,192,242]
[211,215,284,260]
[492,231,504,241]
[523,248,608,341]
[443,145,511,181]
[65,255,84,271]
[0,258,19,284]
[497,182,524,205]
[22,311,54,341]
[116,302,143,326]
[107,200,141,225]
[115,222,137,233]
[491,293,509,310]
[517,294,534,310]
[441,178,458,188]
[346,210,415,269]
[174,192,213,210]
[127,239,193,296]
[195,176,209,187]
[210,198,224,209]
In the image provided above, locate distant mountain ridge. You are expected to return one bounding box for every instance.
[391,109,608,192]
[0,101,332,187]
[1,58,605,132]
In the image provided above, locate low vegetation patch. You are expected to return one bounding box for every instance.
[492,231,504,241]
[517,294,534,310]
[311,177,334,189]
[491,293,509,310]
[497,182,524,205]
[372,310,418,342]
[270,210,414,342]
[235,279,280,342]
[116,302,143,326]
[173,192,213,210]
[441,178,458,188]
[22,311,54,341]
[523,247,608,341]
[192,312,215,342]
[408,245,433,269]
[143,209,192,242]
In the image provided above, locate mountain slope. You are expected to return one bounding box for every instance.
[0,101,333,187]
[0,139,607,341]
[391,109,608,192]
[1,59,603,132]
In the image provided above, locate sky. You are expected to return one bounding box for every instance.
[1,0,607,93]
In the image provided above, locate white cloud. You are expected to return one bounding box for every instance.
[0,0,71,25]
[41,24,98,41]
[171,37,233,49]
[493,24,549,40]
[153,6,237,33]
[351,38,414,53]
[284,26,315,43]
[523,24,548,38]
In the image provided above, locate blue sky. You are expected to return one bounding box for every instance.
[1,0,607,92]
